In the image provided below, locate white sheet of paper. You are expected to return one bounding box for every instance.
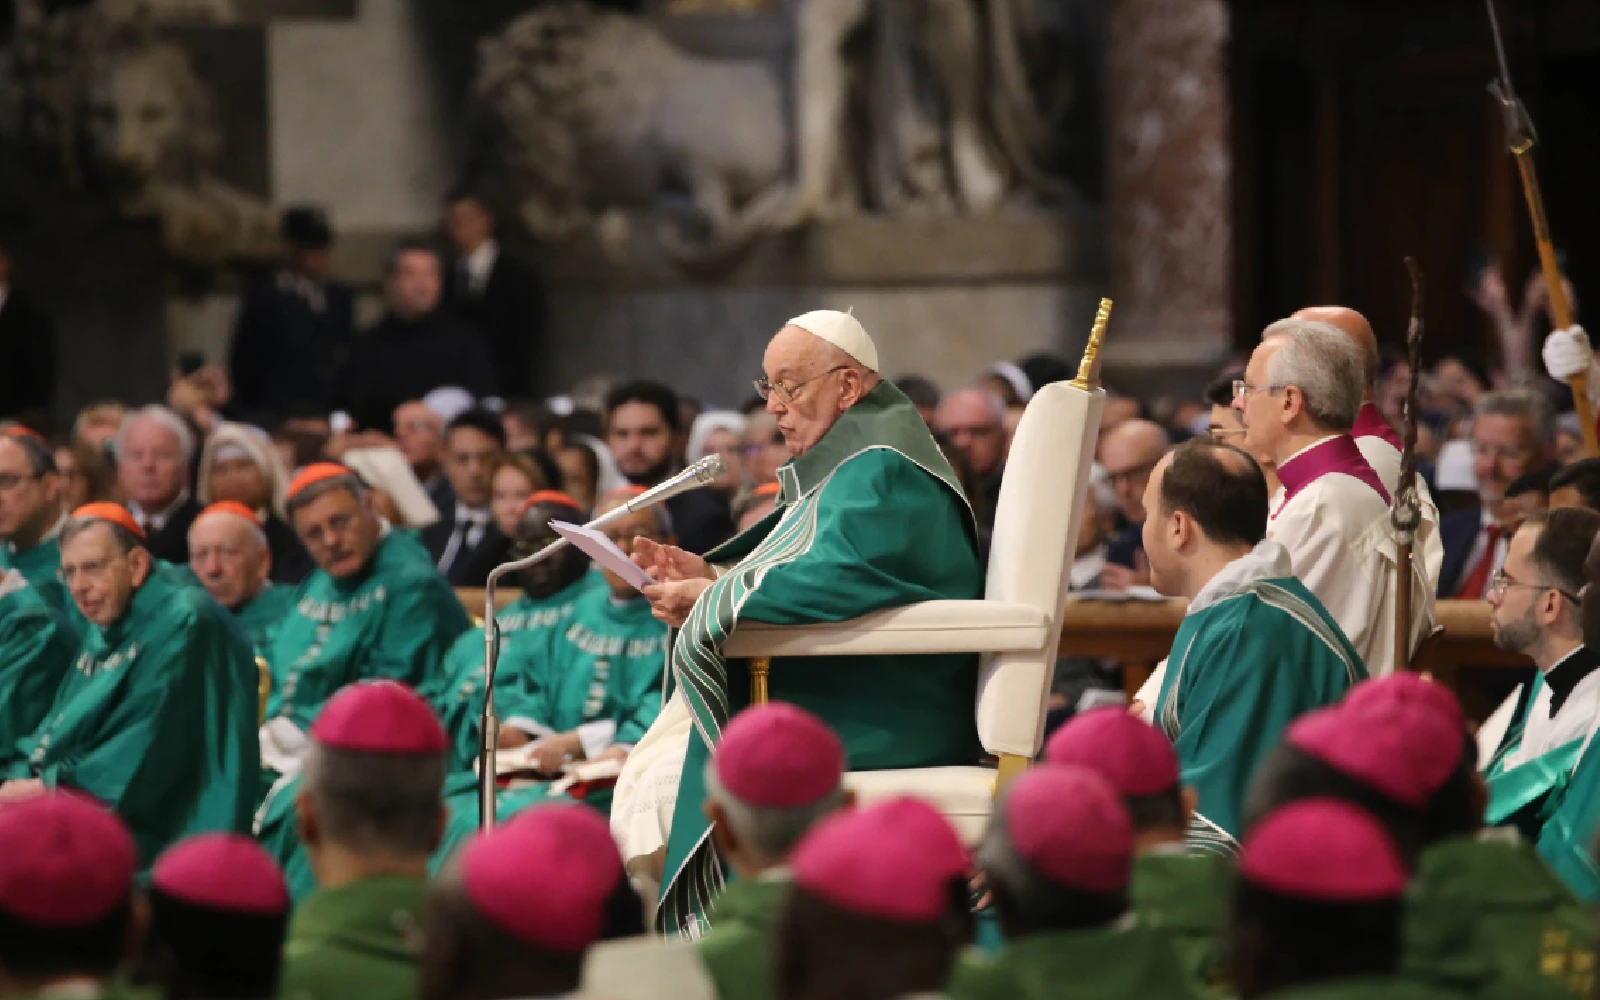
[551,520,656,591]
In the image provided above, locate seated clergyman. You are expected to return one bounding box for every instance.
[0,503,259,866]
[188,500,294,657]
[616,309,983,934]
[260,462,470,793]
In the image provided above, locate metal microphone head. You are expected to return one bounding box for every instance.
[689,453,726,485]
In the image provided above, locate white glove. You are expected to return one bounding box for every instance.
[1543,325,1593,381]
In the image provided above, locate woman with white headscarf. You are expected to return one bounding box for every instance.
[684,411,746,496]
[196,422,314,583]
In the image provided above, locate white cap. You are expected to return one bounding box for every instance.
[1435,439,1477,491]
[423,386,475,424]
[787,308,879,372]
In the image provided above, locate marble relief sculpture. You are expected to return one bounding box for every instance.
[474,0,1076,265]
[6,0,276,265]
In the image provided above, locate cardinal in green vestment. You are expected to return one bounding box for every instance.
[432,489,670,861]
[0,569,79,771]
[0,504,259,867]
[1141,440,1365,853]
[430,490,598,772]
[0,429,71,615]
[618,311,981,935]
[188,500,296,658]
[260,464,470,791]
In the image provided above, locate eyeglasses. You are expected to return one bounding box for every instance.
[0,472,39,491]
[753,366,850,405]
[59,555,120,584]
[1490,570,1582,605]
[1232,380,1286,402]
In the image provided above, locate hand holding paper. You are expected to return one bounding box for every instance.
[551,520,656,591]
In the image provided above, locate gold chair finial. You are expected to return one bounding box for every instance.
[1070,298,1113,391]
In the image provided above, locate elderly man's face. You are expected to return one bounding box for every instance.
[0,439,58,542]
[388,250,443,320]
[1472,414,1538,506]
[189,513,268,611]
[118,416,187,509]
[595,496,667,598]
[936,391,1006,478]
[293,487,380,580]
[62,524,148,628]
[762,326,859,457]
[445,426,502,509]
[393,402,444,473]
[1100,430,1164,523]
[1236,340,1291,462]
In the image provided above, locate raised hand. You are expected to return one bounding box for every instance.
[642,577,714,628]
[633,537,712,583]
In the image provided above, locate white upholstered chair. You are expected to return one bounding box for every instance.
[722,377,1106,842]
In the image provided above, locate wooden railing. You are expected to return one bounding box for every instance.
[457,590,1528,721]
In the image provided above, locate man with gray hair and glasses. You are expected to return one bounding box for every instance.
[1439,388,1556,600]
[1235,318,1437,675]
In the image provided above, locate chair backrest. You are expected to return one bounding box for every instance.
[974,380,1105,758]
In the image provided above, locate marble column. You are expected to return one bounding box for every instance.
[1102,0,1233,383]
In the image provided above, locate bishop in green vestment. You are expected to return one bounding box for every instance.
[2,505,259,866]
[1142,441,1365,854]
[430,491,598,772]
[261,464,470,787]
[0,569,79,769]
[0,431,71,615]
[433,492,669,861]
[624,313,980,935]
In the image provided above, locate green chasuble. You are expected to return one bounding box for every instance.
[1535,734,1600,902]
[1259,978,1466,1000]
[233,583,295,658]
[659,382,981,936]
[1154,541,1365,854]
[278,874,427,1000]
[947,921,1202,1000]
[0,574,80,769]
[431,572,599,772]
[6,564,259,867]
[1132,849,1233,997]
[695,874,789,1000]
[433,587,669,862]
[0,526,69,616]
[1405,832,1595,1000]
[264,529,469,739]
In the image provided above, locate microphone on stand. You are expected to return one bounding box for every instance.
[477,453,727,829]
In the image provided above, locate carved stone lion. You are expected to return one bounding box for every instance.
[7,0,276,265]
[473,2,792,266]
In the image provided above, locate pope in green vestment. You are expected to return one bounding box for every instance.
[1153,539,1366,854]
[640,372,981,935]
[261,527,469,783]
[278,872,427,1000]
[0,570,80,769]
[5,516,259,867]
[1404,831,1595,1000]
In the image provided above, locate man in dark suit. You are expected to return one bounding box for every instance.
[0,236,57,428]
[442,189,546,399]
[333,238,497,434]
[1438,389,1554,598]
[114,405,202,565]
[228,207,355,426]
[420,409,507,586]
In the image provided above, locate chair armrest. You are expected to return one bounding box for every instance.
[721,600,1050,658]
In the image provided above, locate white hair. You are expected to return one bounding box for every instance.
[114,404,196,463]
[1476,388,1554,446]
[190,508,269,552]
[704,766,846,867]
[1261,319,1365,431]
